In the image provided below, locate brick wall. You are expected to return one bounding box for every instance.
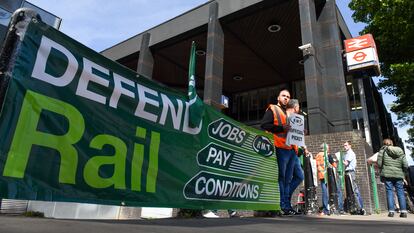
[174,130,387,217]
[291,130,387,214]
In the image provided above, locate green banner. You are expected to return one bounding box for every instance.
[0,20,279,210]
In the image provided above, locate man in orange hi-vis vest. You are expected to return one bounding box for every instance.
[261,89,303,215]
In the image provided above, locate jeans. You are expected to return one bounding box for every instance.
[320,180,329,214]
[276,148,297,210]
[336,178,344,211]
[384,178,407,212]
[287,155,304,204]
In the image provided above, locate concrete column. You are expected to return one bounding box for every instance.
[136,33,154,79]
[362,78,383,152]
[134,32,153,217]
[203,2,224,109]
[317,0,352,132]
[298,0,329,134]
[358,78,372,147]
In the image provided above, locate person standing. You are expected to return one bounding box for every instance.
[328,150,344,214]
[315,143,329,215]
[377,138,408,218]
[285,99,305,210]
[302,146,319,214]
[343,141,365,215]
[261,89,299,215]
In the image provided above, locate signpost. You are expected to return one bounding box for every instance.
[344,34,380,75]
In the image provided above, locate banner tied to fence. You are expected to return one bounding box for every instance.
[0,20,279,210]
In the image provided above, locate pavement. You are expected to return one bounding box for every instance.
[0,213,413,233]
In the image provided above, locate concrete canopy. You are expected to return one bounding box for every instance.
[101,0,323,95]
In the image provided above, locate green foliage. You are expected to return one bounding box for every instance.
[349,0,414,156]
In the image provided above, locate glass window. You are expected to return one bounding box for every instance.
[230,84,293,126]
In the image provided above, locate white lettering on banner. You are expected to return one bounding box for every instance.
[32,36,78,87]
[76,58,110,104]
[195,177,206,194]
[194,176,259,199]
[206,147,231,167]
[210,121,246,144]
[30,35,202,135]
[109,73,135,108]
[135,83,159,123]
[159,94,183,130]
[256,141,271,151]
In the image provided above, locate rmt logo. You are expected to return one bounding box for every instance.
[252,136,274,157]
[289,115,303,126]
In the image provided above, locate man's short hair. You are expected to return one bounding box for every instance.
[286,99,299,109]
[320,143,329,150]
[278,88,290,96]
[383,138,393,146]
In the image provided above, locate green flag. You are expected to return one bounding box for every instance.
[324,142,328,181]
[188,41,204,127]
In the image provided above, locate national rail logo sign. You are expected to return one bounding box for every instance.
[344,34,375,53]
[344,34,380,75]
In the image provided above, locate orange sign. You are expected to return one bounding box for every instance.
[344,34,381,75]
[344,34,376,53]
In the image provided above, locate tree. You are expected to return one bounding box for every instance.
[349,0,414,155]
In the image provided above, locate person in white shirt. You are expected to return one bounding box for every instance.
[343,141,365,215]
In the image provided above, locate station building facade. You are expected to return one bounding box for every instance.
[102,0,402,213]
[0,0,403,216]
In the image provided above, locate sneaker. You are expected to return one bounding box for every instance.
[203,211,219,218]
[400,212,407,218]
[289,209,300,215]
[388,212,394,217]
[359,209,366,215]
[282,209,296,216]
[229,210,237,218]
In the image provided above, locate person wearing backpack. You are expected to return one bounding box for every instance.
[377,138,409,218]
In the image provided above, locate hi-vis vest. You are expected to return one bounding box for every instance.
[268,104,297,153]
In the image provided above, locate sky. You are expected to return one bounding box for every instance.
[27,0,411,156]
